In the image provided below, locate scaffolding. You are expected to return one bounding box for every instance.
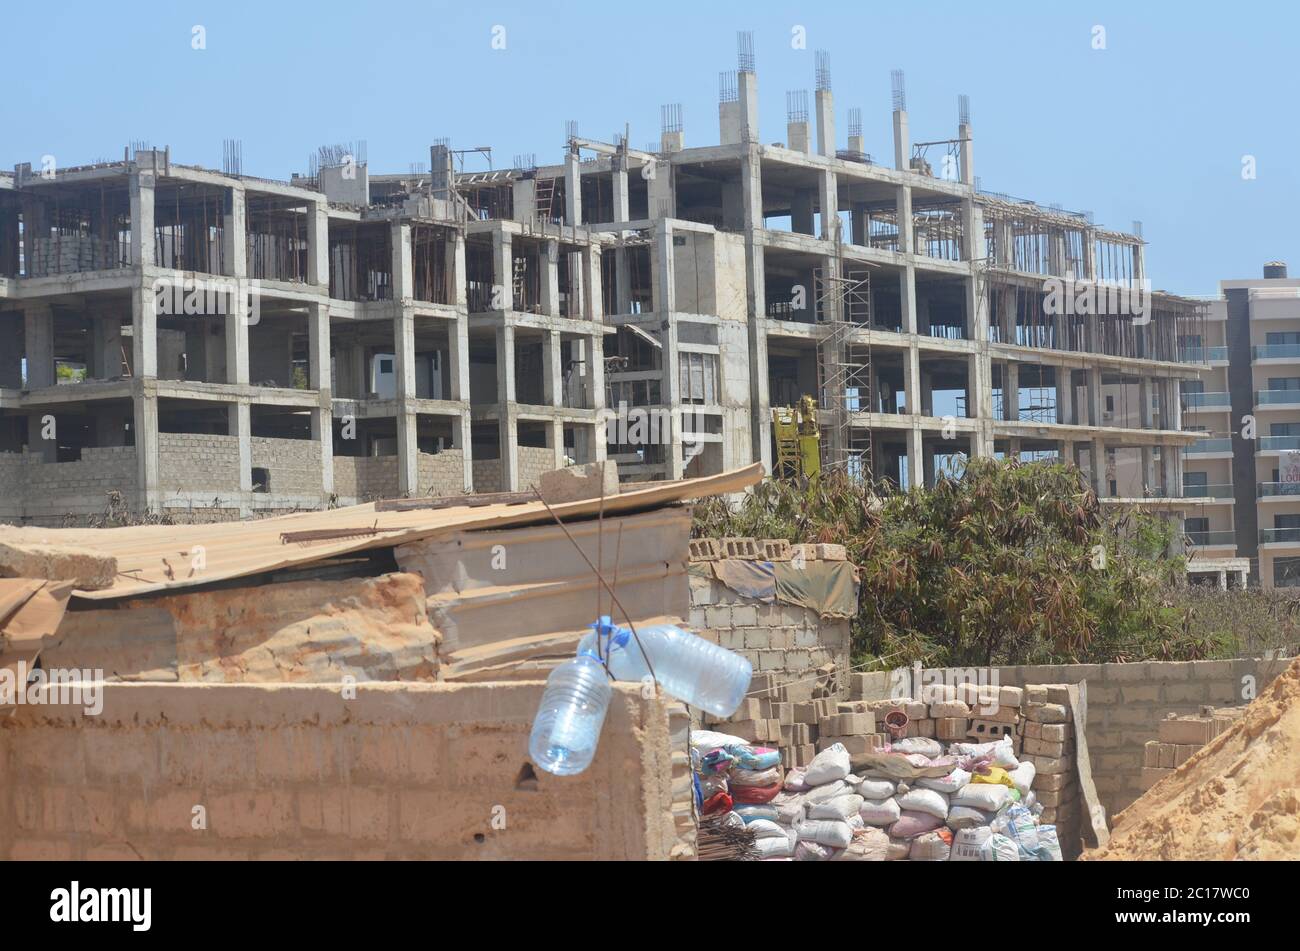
[814,259,872,479]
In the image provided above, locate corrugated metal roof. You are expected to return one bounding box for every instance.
[0,464,761,602]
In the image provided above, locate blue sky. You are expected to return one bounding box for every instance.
[6,0,1296,295]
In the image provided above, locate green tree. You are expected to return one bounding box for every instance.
[694,458,1212,667]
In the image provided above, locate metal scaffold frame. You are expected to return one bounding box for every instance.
[814,259,873,480]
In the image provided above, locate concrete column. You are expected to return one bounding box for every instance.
[224,294,248,387]
[1086,366,1103,427]
[1004,361,1020,421]
[896,185,914,257]
[738,72,759,144]
[582,245,602,321]
[740,149,771,472]
[815,89,835,158]
[564,152,583,225]
[133,390,160,512]
[492,230,513,312]
[1142,445,1156,495]
[132,285,158,380]
[893,109,910,172]
[540,239,560,317]
[394,309,418,495]
[900,265,917,335]
[904,346,921,417]
[22,304,54,388]
[496,324,518,491]
[129,171,155,269]
[391,221,413,302]
[654,225,683,480]
[818,169,838,241]
[308,301,332,496]
[1058,367,1074,425]
[550,418,566,470]
[615,244,632,314]
[448,231,468,309]
[229,400,252,494]
[906,425,923,490]
[958,121,975,186]
[612,163,630,223]
[1139,377,1154,429]
[308,199,330,289]
[543,330,563,407]
[96,315,123,379]
[224,186,248,279]
[1162,444,1182,499]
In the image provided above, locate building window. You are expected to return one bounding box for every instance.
[1274,557,1300,588]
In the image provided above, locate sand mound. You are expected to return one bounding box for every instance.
[1086,656,1300,861]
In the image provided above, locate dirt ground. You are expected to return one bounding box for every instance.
[1086,657,1300,860]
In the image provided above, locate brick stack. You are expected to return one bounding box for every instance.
[1140,705,1244,790]
[1019,685,1080,846]
[705,667,849,768]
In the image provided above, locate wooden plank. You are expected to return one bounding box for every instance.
[1068,681,1110,851]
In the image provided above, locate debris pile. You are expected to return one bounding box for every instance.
[1087,656,1300,861]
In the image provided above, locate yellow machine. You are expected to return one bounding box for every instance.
[772,396,821,480]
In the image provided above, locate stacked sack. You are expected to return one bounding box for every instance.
[690,729,793,859]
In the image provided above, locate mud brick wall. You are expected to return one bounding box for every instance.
[0,682,693,861]
[850,656,1294,820]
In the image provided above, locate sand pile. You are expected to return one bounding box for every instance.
[1086,656,1300,860]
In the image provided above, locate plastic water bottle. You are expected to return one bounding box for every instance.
[578,616,752,718]
[528,652,612,776]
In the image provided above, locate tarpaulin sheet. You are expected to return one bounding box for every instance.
[709,559,776,602]
[772,560,859,618]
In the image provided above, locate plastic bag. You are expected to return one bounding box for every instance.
[797,818,853,849]
[917,768,971,795]
[755,835,795,859]
[950,826,992,861]
[971,765,1016,788]
[897,787,949,820]
[771,792,807,826]
[890,737,943,758]
[1009,761,1037,798]
[794,840,835,861]
[731,780,782,804]
[952,735,1019,769]
[803,779,855,804]
[889,810,945,839]
[982,831,1020,861]
[805,743,852,785]
[728,744,782,771]
[857,778,897,800]
[746,818,789,840]
[858,797,902,827]
[833,826,890,861]
[808,793,865,821]
[701,791,732,815]
[946,805,995,830]
[690,729,750,752]
[733,804,778,823]
[730,766,782,787]
[1035,824,1064,861]
[992,803,1039,857]
[909,828,953,862]
[951,782,1012,812]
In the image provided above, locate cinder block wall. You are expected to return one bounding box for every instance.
[518,446,557,488]
[158,433,240,492]
[0,682,694,861]
[853,657,1294,818]
[0,447,139,524]
[415,449,466,495]
[250,437,322,497]
[687,571,852,678]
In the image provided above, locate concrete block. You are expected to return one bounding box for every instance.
[1174,744,1198,766]
[760,539,792,561]
[966,719,1015,742]
[930,700,970,718]
[936,717,969,740]
[998,685,1024,709]
[1157,716,1213,745]
[1140,766,1173,791]
[688,537,722,562]
[813,543,847,561]
[1024,702,1069,724]
[721,537,760,559]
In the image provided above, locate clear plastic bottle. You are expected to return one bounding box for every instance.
[528,652,612,776]
[578,616,752,718]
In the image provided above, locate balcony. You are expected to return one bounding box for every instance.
[1260,528,1300,545]
[1185,437,1233,454]
[1186,530,1237,547]
[1256,390,1300,407]
[1179,346,1228,363]
[1253,344,1300,360]
[1182,483,1234,499]
[1182,391,1230,409]
[1259,482,1300,497]
[1259,436,1300,452]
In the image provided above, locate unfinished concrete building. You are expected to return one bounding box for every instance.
[0,34,1206,524]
